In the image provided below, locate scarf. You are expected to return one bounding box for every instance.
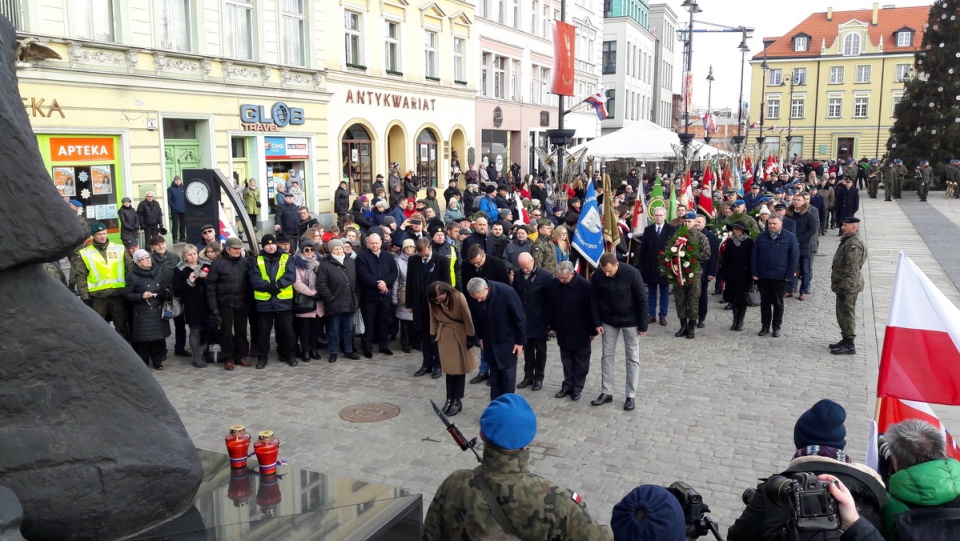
[730,232,750,247]
[332,254,345,265]
[793,445,851,463]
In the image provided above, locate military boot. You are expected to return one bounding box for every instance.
[675,319,688,337]
[829,339,846,350]
[831,339,856,355]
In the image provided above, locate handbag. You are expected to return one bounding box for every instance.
[293,292,317,314]
[397,284,407,306]
[746,283,761,307]
[353,308,365,335]
[162,290,183,320]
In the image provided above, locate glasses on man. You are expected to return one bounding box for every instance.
[202,229,214,235]
[302,248,314,253]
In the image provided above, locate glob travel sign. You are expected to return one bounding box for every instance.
[240,102,305,132]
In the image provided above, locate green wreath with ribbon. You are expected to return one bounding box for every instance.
[657,226,702,287]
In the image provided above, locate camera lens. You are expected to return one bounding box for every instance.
[742,488,757,505]
[763,475,794,506]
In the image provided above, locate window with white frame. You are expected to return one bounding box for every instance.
[829,66,844,84]
[542,5,550,38]
[842,33,861,56]
[768,68,782,86]
[512,0,519,29]
[424,31,438,79]
[893,92,903,114]
[896,31,912,47]
[70,0,115,41]
[493,56,505,98]
[794,35,808,51]
[792,67,806,85]
[384,21,401,73]
[225,0,254,59]
[453,37,465,82]
[494,0,504,23]
[281,0,305,66]
[344,11,363,66]
[481,53,490,96]
[827,96,842,118]
[159,0,191,51]
[510,59,520,100]
[854,96,868,117]
[791,97,804,119]
[856,65,871,83]
[767,97,780,119]
[895,64,911,82]
[530,0,538,34]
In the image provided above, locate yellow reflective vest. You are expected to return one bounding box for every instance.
[254,253,292,301]
[80,243,125,292]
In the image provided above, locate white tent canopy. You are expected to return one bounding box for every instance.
[568,119,727,161]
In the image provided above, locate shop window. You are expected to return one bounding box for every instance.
[281,0,306,67]
[225,0,254,60]
[481,129,508,183]
[416,129,439,189]
[159,0,192,51]
[70,0,116,42]
[342,124,372,194]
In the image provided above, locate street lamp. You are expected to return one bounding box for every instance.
[757,55,768,146]
[677,0,702,171]
[731,31,750,152]
[784,74,795,163]
[704,65,714,144]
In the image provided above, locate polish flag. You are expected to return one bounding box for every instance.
[877,252,960,405]
[876,398,960,462]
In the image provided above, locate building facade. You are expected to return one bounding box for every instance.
[323,0,478,194]
[10,0,332,233]
[747,3,927,162]
[600,2,677,134]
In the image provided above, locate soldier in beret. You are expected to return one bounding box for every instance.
[829,217,867,355]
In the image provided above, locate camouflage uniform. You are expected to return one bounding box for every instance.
[880,163,896,201]
[423,446,612,541]
[831,230,866,340]
[918,164,933,201]
[531,235,557,273]
[893,161,908,198]
[843,164,859,185]
[866,163,881,198]
[668,227,711,329]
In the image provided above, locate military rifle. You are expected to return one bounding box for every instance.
[430,399,482,463]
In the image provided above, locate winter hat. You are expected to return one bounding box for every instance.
[261,234,276,247]
[299,238,315,251]
[794,399,847,450]
[480,394,537,450]
[611,485,685,541]
[327,238,344,250]
[225,237,243,248]
[90,222,107,234]
[132,249,151,263]
[484,184,496,194]
[402,238,416,249]
[383,216,397,226]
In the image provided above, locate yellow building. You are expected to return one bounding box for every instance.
[747,3,928,162]
[9,1,336,234]
[322,0,478,193]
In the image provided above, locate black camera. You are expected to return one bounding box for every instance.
[668,481,719,540]
[764,472,840,533]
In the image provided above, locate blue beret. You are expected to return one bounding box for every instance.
[773,188,784,193]
[734,199,745,206]
[480,394,537,450]
[611,485,685,541]
[682,211,697,220]
[90,222,107,234]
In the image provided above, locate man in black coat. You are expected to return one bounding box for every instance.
[355,231,399,357]
[547,262,598,401]
[296,206,320,237]
[836,178,859,234]
[248,234,297,368]
[407,238,452,379]
[136,192,163,243]
[788,196,820,299]
[205,237,253,370]
[638,206,676,326]
[513,253,552,391]
[466,277,526,400]
[463,243,511,384]
[460,216,497,257]
[694,215,720,328]
[274,192,299,239]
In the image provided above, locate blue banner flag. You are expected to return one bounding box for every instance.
[572,181,603,268]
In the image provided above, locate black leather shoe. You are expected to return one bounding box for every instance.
[686,327,695,339]
[532,380,543,391]
[255,361,267,369]
[380,347,394,356]
[771,327,781,338]
[724,303,733,310]
[555,390,570,398]
[469,372,489,384]
[344,352,360,360]
[624,398,635,411]
[696,320,705,328]
[309,350,322,360]
[431,367,442,379]
[287,359,298,367]
[401,346,412,353]
[446,399,462,417]
[441,399,452,414]
[517,379,533,389]
[758,328,770,337]
[362,350,373,359]
[571,392,582,401]
[328,354,337,363]
[174,350,191,357]
[591,393,613,406]
[414,367,429,377]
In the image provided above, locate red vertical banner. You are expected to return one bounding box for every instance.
[551,21,576,96]
[681,72,693,111]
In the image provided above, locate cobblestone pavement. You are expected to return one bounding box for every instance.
[154,225,877,531]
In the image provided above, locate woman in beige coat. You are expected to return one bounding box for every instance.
[428,282,476,417]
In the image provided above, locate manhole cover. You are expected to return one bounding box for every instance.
[339,403,401,423]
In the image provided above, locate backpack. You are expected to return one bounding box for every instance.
[892,497,960,541]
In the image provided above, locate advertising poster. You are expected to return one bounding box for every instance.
[52,167,76,196]
[91,165,112,195]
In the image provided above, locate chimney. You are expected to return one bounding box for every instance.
[826,7,833,21]
[872,2,879,25]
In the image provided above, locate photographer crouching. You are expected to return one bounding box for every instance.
[728,400,886,541]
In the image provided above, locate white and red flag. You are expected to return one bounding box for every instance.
[876,252,960,406]
[876,399,960,462]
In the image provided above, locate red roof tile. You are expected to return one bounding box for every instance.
[753,5,930,59]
